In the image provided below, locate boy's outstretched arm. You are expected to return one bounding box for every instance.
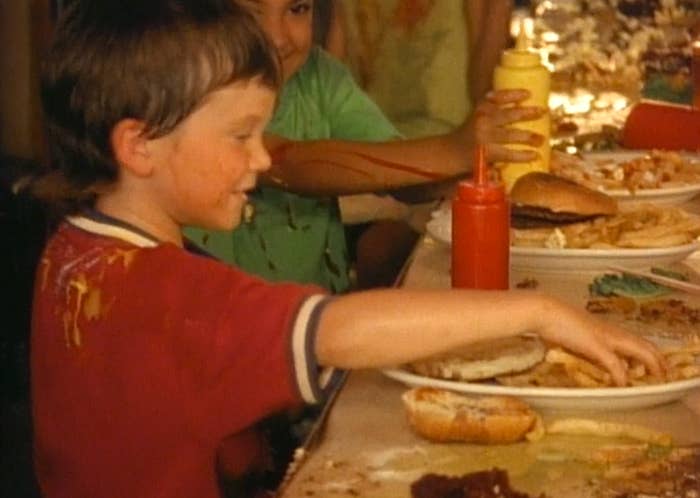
[314,289,666,387]
[260,90,546,196]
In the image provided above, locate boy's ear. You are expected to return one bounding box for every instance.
[111,119,153,177]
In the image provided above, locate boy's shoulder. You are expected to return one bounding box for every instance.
[296,47,355,89]
[305,46,346,69]
[43,217,187,277]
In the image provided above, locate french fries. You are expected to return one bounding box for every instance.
[545,348,612,386]
[546,418,673,446]
[496,339,700,388]
[551,150,700,192]
[512,204,700,249]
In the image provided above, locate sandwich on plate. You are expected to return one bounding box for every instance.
[509,172,618,229]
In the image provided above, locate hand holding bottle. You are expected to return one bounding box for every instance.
[470,89,547,164]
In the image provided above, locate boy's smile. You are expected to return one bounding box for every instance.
[249,0,314,82]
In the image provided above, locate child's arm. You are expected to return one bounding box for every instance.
[261,90,545,196]
[314,289,665,387]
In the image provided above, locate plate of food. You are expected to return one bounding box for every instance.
[385,368,700,411]
[427,206,700,273]
[551,149,700,205]
[383,336,700,411]
[510,173,700,271]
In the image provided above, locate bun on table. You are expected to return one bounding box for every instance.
[402,387,543,444]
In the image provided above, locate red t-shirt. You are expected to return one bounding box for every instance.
[31,213,338,498]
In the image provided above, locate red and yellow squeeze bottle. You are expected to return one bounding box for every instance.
[451,146,510,290]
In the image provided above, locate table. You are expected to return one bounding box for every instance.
[280,202,700,498]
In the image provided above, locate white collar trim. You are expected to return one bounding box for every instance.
[67,215,159,249]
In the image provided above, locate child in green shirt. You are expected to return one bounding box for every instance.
[187,0,545,293]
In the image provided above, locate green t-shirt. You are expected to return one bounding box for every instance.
[185,48,399,293]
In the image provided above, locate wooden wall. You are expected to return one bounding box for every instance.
[0,0,52,162]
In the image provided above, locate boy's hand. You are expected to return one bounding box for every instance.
[538,297,668,386]
[472,89,547,164]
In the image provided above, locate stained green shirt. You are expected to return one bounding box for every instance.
[185,48,399,293]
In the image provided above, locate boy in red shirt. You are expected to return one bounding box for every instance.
[31,1,665,498]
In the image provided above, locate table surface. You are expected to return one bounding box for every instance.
[280,196,700,498]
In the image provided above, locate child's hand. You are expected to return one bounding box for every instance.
[471,89,547,164]
[537,297,667,386]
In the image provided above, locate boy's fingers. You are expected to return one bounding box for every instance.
[610,362,628,387]
[485,127,544,146]
[614,337,668,379]
[473,101,498,119]
[486,89,531,104]
[486,145,539,163]
[477,108,546,130]
[476,105,545,126]
[594,349,628,387]
[502,106,547,125]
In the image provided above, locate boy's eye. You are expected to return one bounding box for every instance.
[233,133,253,142]
[289,1,312,15]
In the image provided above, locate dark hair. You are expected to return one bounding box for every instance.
[313,0,335,46]
[37,0,281,211]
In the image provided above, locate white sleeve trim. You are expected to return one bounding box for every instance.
[291,294,341,404]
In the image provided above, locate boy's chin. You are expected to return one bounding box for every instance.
[197,215,241,232]
[195,203,248,231]
[212,217,241,231]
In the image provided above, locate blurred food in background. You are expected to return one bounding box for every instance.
[515,0,699,152]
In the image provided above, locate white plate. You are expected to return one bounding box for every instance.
[383,368,700,411]
[511,242,700,273]
[605,183,700,204]
[580,151,700,205]
[425,210,452,245]
[426,211,700,272]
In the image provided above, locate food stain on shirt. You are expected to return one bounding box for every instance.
[64,274,88,348]
[83,286,106,323]
[106,248,138,270]
[61,249,128,348]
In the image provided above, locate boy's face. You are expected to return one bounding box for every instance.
[248,0,314,82]
[150,77,276,231]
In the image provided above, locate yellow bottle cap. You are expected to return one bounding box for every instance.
[501,21,540,68]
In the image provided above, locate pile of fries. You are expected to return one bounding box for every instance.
[551,150,700,192]
[512,204,700,249]
[496,340,700,388]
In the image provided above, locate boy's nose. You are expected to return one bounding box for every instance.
[250,140,271,173]
[261,16,288,50]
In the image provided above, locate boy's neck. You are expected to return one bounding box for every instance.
[96,194,183,247]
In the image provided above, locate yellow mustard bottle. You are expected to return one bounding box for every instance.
[492,28,551,191]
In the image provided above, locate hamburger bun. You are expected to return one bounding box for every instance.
[408,335,546,382]
[402,387,542,444]
[510,172,618,228]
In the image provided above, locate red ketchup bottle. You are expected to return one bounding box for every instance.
[451,146,510,289]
